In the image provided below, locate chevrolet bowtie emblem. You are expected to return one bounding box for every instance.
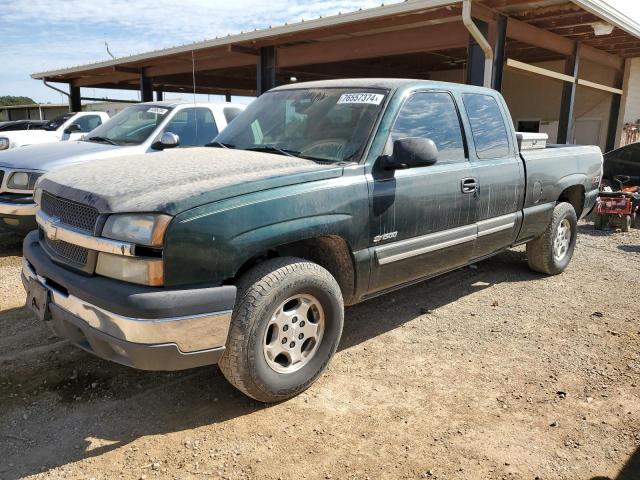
[45,217,61,241]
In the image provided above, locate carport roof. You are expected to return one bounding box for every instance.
[30,0,640,96]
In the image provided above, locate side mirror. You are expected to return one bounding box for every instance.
[383,137,439,170]
[152,132,180,150]
[64,124,82,134]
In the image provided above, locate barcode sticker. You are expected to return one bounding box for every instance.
[148,107,168,115]
[337,93,384,105]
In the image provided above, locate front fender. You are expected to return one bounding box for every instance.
[162,170,369,286]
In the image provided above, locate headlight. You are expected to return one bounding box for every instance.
[102,214,172,246]
[34,187,43,205]
[0,138,9,150]
[96,252,163,286]
[7,171,43,190]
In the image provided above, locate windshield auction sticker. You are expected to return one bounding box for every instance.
[147,107,169,115]
[337,93,384,105]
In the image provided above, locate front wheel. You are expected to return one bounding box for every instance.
[526,202,578,275]
[219,257,344,402]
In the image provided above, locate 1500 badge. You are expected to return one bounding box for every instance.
[373,231,398,243]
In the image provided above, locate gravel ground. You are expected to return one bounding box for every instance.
[0,222,639,480]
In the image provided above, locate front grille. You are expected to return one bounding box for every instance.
[41,191,99,233]
[0,170,4,187]
[43,236,89,266]
[39,191,99,269]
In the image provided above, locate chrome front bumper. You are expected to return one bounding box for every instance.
[0,200,36,216]
[22,258,233,370]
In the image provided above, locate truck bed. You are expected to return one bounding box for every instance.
[516,144,603,242]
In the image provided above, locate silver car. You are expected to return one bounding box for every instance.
[0,100,246,232]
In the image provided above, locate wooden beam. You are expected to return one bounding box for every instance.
[580,44,624,70]
[470,2,496,23]
[87,81,254,96]
[72,72,139,87]
[506,16,623,71]
[278,22,468,68]
[577,78,623,95]
[228,44,260,56]
[154,72,256,91]
[144,54,255,77]
[505,58,575,83]
[113,66,141,74]
[158,84,255,96]
[507,17,574,56]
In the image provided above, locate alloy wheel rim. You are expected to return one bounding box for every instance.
[553,218,571,261]
[263,294,325,374]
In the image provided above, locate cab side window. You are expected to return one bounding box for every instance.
[462,94,511,159]
[391,92,466,163]
[70,115,103,133]
[163,108,219,147]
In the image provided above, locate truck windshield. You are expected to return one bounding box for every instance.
[84,105,172,146]
[213,88,387,163]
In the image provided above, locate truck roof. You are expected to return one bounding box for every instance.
[272,78,496,95]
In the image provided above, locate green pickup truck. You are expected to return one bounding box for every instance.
[23,79,603,402]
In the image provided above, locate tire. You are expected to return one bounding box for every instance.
[621,214,631,232]
[632,212,639,229]
[526,202,578,275]
[219,257,344,403]
[594,214,604,230]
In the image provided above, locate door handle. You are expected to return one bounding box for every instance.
[461,177,478,194]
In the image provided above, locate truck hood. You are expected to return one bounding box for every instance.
[0,141,128,171]
[39,147,344,215]
[0,129,58,146]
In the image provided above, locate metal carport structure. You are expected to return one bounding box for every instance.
[31,0,640,150]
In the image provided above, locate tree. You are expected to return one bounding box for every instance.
[0,96,36,106]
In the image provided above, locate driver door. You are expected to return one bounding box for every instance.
[367,91,477,294]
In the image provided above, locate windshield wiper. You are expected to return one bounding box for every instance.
[246,145,300,158]
[206,141,235,149]
[297,154,340,164]
[86,136,119,146]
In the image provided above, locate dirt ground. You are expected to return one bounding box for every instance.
[1,222,639,480]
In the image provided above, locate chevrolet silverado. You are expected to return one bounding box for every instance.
[22,79,602,402]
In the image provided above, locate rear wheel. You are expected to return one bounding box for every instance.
[527,202,577,275]
[219,257,344,402]
[594,214,605,230]
[621,214,631,232]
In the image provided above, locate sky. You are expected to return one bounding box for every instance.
[1,0,640,104]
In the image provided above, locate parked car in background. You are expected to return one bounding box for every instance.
[0,120,47,132]
[0,111,110,151]
[22,79,602,402]
[0,101,246,232]
[603,141,640,186]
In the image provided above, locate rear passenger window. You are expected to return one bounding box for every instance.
[391,92,466,163]
[462,94,510,159]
